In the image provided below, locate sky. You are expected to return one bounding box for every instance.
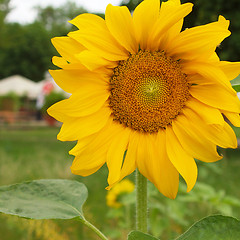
[6,0,123,24]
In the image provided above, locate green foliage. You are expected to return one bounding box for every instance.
[128,231,159,240]
[176,215,240,240]
[147,163,240,239]
[0,179,88,220]
[105,186,135,239]
[0,0,10,28]
[0,22,54,81]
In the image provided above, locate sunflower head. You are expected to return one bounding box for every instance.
[48,0,240,199]
[109,50,190,133]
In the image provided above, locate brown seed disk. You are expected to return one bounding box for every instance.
[109,50,190,133]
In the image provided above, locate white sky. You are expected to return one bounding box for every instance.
[7,0,123,24]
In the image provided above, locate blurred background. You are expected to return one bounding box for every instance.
[0,0,240,239]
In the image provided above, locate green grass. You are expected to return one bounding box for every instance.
[0,127,73,184]
[0,126,240,240]
[0,127,111,240]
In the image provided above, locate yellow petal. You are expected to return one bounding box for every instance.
[70,119,121,176]
[166,126,197,192]
[107,127,131,185]
[149,2,193,51]
[154,130,179,199]
[76,50,117,71]
[135,133,153,183]
[119,132,138,180]
[133,0,160,50]
[186,98,224,126]
[208,123,238,149]
[172,115,222,162]
[71,154,105,176]
[52,56,68,68]
[69,12,101,29]
[51,36,85,63]
[71,117,120,156]
[47,85,109,118]
[187,73,210,85]
[70,124,115,176]
[107,130,138,190]
[218,61,240,80]
[49,69,107,93]
[190,84,240,113]
[209,53,220,62]
[105,4,138,53]
[167,16,230,60]
[69,134,97,156]
[52,56,94,71]
[183,62,235,94]
[157,0,184,50]
[68,13,128,61]
[136,131,179,199]
[183,107,237,148]
[223,111,240,127]
[57,106,111,141]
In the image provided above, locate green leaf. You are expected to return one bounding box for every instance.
[0,179,88,220]
[176,215,240,240]
[231,83,240,92]
[231,77,240,92]
[128,231,159,240]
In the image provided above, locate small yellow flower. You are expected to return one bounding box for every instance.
[106,179,135,208]
[48,0,240,199]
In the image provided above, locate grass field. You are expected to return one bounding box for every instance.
[0,126,240,240]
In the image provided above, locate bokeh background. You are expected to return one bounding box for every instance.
[1,0,240,239]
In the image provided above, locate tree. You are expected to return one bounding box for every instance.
[0,0,10,46]
[0,22,54,81]
[0,0,10,26]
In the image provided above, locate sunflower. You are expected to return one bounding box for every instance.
[48,0,240,199]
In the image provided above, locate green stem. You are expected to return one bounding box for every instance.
[78,218,108,240]
[136,168,148,233]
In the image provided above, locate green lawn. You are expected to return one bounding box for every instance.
[0,126,240,240]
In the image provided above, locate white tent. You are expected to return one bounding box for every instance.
[0,75,39,99]
[0,74,69,100]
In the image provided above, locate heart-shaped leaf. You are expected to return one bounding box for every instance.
[176,215,240,240]
[0,179,88,220]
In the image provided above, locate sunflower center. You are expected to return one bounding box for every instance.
[109,50,190,133]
